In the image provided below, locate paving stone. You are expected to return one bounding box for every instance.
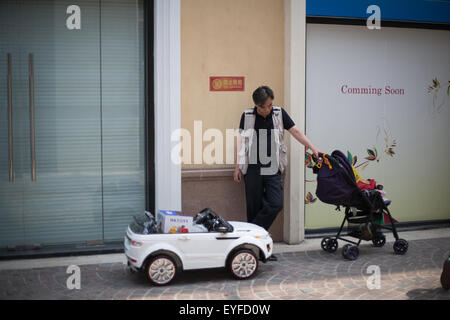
[1,237,450,300]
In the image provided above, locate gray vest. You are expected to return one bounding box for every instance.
[238,106,288,175]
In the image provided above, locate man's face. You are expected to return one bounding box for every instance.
[256,98,273,118]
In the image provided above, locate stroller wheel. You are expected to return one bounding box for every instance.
[327,239,338,253]
[393,239,409,255]
[321,237,330,252]
[321,237,338,253]
[372,234,386,247]
[342,244,359,261]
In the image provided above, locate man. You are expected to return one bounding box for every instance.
[234,86,321,260]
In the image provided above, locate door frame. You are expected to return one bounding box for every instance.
[145,0,155,214]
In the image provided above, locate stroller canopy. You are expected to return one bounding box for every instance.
[314,150,366,209]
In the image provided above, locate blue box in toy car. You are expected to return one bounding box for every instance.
[156,210,193,234]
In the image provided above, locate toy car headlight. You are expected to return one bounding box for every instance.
[130,240,143,247]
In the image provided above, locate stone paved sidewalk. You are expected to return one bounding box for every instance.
[1,237,449,300]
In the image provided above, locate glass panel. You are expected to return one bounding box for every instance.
[20,0,103,245]
[0,0,146,248]
[101,0,146,241]
[0,0,26,247]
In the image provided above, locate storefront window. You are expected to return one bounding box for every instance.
[0,0,145,248]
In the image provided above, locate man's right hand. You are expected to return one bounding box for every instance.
[233,168,242,183]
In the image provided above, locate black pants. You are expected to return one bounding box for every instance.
[244,170,283,231]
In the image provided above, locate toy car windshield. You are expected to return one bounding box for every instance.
[193,208,234,233]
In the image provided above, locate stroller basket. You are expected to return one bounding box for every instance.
[313,151,409,260]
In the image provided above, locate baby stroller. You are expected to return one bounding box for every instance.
[312,150,408,260]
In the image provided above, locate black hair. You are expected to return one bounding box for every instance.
[252,86,274,106]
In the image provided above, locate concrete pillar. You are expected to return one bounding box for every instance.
[154,0,182,212]
[283,0,306,244]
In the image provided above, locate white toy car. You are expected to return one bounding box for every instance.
[124,208,273,286]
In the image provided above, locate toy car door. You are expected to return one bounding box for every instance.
[174,232,233,270]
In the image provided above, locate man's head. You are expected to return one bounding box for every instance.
[252,86,274,117]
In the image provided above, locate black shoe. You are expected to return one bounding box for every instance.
[267,254,278,262]
[441,255,450,290]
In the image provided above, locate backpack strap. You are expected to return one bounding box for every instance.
[272,106,283,129]
[243,108,255,130]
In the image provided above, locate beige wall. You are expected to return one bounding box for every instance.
[180,0,286,241]
[181,0,285,168]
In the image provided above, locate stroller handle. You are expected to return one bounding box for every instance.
[317,152,329,159]
[315,152,339,167]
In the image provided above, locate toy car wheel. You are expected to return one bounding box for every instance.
[145,255,177,286]
[342,244,359,261]
[393,239,408,255]
[372,234,386,247]
[229,249,258,280]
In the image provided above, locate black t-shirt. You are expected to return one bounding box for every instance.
[239,107,295,173]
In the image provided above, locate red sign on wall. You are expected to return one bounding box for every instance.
[210,76,245,91]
